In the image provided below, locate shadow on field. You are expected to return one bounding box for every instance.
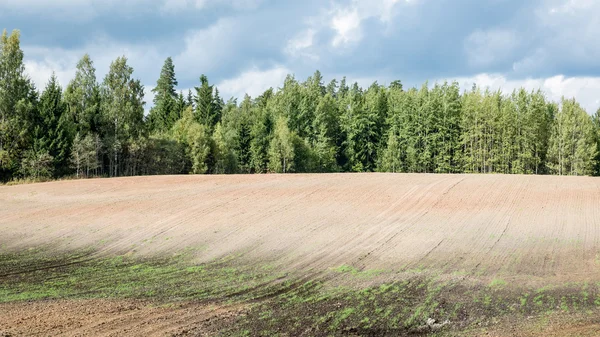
[2,247,600,336]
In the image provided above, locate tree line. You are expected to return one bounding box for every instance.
[1,29,599,182]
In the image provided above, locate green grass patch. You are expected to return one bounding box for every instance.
[3,249,600,336]
[0,250,286,304]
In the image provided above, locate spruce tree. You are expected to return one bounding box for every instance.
[36,74,72,176]
[195,74,216,127]
[213,88,224,126]
[187,89,194,110]
[250,107,271,173]
[149,57,178,132]
[312,94,340,171]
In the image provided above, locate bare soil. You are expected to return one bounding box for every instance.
[2,300,600,337]
[0,299,245,337]
[3,173,600,284]
[2,173,600,335]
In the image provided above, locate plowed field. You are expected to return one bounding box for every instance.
[2,173,600,336]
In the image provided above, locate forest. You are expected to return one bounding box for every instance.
[1,29,599,183]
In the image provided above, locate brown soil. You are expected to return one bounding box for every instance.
[2,173,600,285]
[3,173,600,335]
[1,300,599,337]
[470,310,600,337]
[0,299,245,337]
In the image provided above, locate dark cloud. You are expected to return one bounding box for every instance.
[3,0,600,111]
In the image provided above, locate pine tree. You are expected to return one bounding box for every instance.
[326,79,338,97]
[187,89,194,110]
[6,27,600,182]
[213,88,224,126]
[297,70,325,140]
[149,57,178,132]
[390,80,403,91]
[195,74,216,127]
[249,107,271,173]
[235,95,254,173]
[36,74,72,176]
[172,91,185,124]
[343,83,380,172]
[312,94,340,171]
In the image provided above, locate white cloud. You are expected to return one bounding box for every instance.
[20,18,249,106]
[548,0,594,14]
[24,61,76,92]
[217,66,290,99]
[284,0,412,58]
[446,73,600,114]
[174,18,240,80]
[526,0,600,72]
[285,29,318,60]
[464,29,519,68]
[22,38,164,113]
[329,0,411,47]
[331,9,362,47]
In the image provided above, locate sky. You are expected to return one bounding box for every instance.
[2,0,600,113]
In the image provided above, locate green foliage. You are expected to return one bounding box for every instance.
[547,98,597,176]
[195,74,218,128]
[268,116,295,173]
[2,28,600,181]
[143,134,187,175]
[36,74,72,176]
[101,56,145,177]
[212,122,238,174]
[249,104,271,173]
[20,149,53,179]
[0,29,38,182]
[379,126,402,172]
[342,83,382,172]
[64,54,101,136]
[172,107,211,174]
[70,132,101,178]
[148,57,178,132]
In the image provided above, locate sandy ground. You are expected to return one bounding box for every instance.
[2,173,600,285]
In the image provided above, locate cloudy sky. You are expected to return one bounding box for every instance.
[2,0,600,113]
